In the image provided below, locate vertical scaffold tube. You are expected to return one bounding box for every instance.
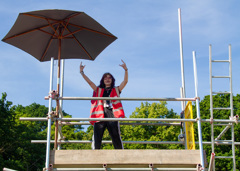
[178,8,186,107]
[178,8,187,150]
[59,59,64,117]
[45,57,54,169]
[193,51,205,169]
[229,44,236,170]
[208,153,215,171]
[58,59,65,150]
[209,44,215,171]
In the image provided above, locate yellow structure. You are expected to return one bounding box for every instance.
[185,101,196,150]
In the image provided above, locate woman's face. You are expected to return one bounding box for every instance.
[103,74,112,87]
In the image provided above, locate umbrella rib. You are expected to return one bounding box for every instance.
[20,13,116,39]
[63,26,93,60]
[62,28,83,38]
[23,12,83,22]
[23,13,61,23]
[40,38,54,61]
[38,28,57,37]
[46,19,60,37]
[61,18,70,36]
[75,38,93,60]
[67,23,117,38]
[65,12,82,20]
[3,24,59,41]
[22,13,81,23]
[21,13,66,38]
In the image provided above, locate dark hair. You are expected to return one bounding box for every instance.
[99,72,115,88]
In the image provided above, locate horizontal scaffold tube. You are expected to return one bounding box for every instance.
[31,140,240,145]
[20,117,196,122]
[52,168,197,171]
[59,122,181,126]
[19,117,237,123]
[45,96,197,101]
[32,140,184,144]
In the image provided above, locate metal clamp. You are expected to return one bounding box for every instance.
[197,164,204,171]
[149,163,154,171]
[44,164,53,170]
[235,115,239,124]
[48,90,59,99]
[210,117,213,124]
[59,136,66,141]
[47,111,56,119]
[195,96,200,101]
[103,164,107,171]
[230,115,239,124]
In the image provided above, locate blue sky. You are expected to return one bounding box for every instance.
[1,1,240,124]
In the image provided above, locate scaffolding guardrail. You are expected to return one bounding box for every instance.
[25,52,208,170]
[19,117,238,123]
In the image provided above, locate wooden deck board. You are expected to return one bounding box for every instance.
[50,150,203,169]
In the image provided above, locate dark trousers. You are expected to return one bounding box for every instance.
[92,108,123,149]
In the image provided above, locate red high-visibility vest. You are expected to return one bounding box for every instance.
[90,87,125,125]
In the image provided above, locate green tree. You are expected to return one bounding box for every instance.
[0,93,18,170]
[13,103,51,170]
[0,93,86,170]
[53,111,88,150]
[14,103,86,169]
[121,101,183,150]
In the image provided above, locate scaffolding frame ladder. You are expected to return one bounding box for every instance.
[209,44,236,170]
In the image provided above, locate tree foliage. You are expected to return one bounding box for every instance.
[0,93,85,170]
[121,101,183,150]
[0,93,18,169]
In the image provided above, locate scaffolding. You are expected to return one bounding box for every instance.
[16,9,239,170]
[19,53,209,171]
[19,46,240,171]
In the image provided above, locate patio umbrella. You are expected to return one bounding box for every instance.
[2,9,117,149]
[2,9,117,61]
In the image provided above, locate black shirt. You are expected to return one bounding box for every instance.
[103,87,112,106]
[103,87,113,118]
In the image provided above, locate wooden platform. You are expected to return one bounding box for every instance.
[50,150,204,169]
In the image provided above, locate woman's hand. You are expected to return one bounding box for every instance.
[80,62,85,73]
[119,59,128,71]
[119,59,128,91]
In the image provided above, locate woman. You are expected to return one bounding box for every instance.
[80,60,128,149]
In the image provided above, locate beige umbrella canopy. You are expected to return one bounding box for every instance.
[2,9,117,61]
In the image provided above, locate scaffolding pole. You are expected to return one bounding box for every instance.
[229,44,236,170]
[193,51,205,169]
[19,117,238,123]
[52,168,198,171]
[178,8,186,107]
[31,140,240,145]
[215,124,231,141]
[46,96,197,101]
[58,59,65,150]
[45,57,54,170]
[59,122,181,126]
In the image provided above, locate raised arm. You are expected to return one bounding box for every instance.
[118,59,128,92]
[80,62,97,92]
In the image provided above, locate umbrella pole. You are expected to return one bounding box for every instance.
[54,37,62,150]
